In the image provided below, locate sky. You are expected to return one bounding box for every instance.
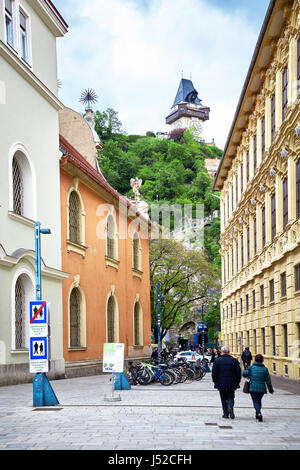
[54,0,270,150]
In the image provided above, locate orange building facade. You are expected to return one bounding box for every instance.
[58,108,151,377]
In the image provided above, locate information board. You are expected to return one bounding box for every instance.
[103,343,124,373]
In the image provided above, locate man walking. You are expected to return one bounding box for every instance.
[212,346,241,419]
[241,347,252,370]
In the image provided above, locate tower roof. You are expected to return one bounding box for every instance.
[172,78,202,107]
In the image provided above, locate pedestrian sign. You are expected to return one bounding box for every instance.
[29,337,48,373]
[29,301,48,324]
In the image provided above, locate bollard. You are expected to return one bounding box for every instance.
[114,372,131,390]
[33,373,59,407]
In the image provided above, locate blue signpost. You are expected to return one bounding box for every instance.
[32,222,59,407]
[157,282,161,365]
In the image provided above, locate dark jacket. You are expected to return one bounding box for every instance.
[212,354,241,390]
[241,349,252,364]
[243,362,274,394]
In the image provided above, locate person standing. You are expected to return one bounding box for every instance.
[212,346,241,419]
[241,347,252,369]
[243,354,274,422]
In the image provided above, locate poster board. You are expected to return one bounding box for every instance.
[103,343,124,373]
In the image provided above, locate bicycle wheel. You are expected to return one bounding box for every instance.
[136,374,148,385]
[159,371,173,386]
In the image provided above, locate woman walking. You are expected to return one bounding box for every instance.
[243,354,274,422]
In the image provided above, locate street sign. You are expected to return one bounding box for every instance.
[29,337,49,373]
[29,301,49,374]
[103,343,124,373]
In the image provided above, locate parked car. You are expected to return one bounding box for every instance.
[175,351,211,363]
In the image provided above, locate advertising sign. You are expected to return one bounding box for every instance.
[103,343,124,373]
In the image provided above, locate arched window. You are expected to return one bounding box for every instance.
[69,191,81,244]
[133,232,141,271]
[134,301,143,346]
[107,295,117,343]
[13,271,34,350]
[106,215,116,259]
[69,287,81,347]
[15,277,26,349]
[10,148,35,219]
[12,157,23,215]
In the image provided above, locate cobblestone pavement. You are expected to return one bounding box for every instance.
[0,371,299,451]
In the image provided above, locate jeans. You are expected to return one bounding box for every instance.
[219,389,235,416]
[250,391,264,415]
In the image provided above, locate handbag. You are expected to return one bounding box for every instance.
[243,379,250,393]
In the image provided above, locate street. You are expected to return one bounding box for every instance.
[0,369,299,451]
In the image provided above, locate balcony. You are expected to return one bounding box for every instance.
[166,104,210,125]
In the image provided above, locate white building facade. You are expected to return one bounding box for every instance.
[0,0,68,384]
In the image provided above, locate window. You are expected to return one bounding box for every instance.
[281,272,287,298]
[271,326,276,356]
[133,232,141,271]
[282,66,288,121]
[236,240,239,273]
[295,264,300,292]
[231,247,234,277]
[12,156,23,215]
[246,294,249,312]
[240,163,244,193]
[69,191,81,244]
[260,284,264,306]
[235,300,238,317]
[253,217,257,255]
[5,0,14,48]
[235,174,238,205]
[230,304,233,319]
[262,328,266,355]
[246,151,249,182]
[253,134,257,172]
[283,325,288,357]
[297,38,300,95]
[241,234,244,267]
[296,160,300,219]
[134,302,142,346]
[69,288,81,348]
[240,297,243,315]
[283,177,288,230]
[261,116,265,159]
[252,289,256,310]
[269,279,275,303]
[107,295,117,343]
[247,226,250,262]
[15,277,26,349]
[19,9,28,62]
[271,94,276,141]
[271,193,276,241]
[106,215,117,260]
[262,206,266,248]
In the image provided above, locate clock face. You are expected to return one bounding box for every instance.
[174,120,183,129]
[189,120,203,133]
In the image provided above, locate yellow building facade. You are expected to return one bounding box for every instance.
[213,0,300,380]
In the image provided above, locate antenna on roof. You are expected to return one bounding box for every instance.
[79,88,98,110]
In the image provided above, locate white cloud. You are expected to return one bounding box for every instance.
[56,0,261,149]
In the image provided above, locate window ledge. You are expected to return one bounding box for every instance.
[8,211,35,228]
[68,347,87,351]
[133,345,144,349]
[105,256,120,270]
[67,240,87,258]
[132,268,143,279]
[11,349,29,355]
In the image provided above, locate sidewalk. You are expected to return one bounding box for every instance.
[0,371,299,451]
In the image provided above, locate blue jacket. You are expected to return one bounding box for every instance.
[212,354,241,390]
[243,362,274,394]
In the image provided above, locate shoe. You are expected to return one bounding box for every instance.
[228,408,235,419]
[257,413,263,422]
[222,414,229,419]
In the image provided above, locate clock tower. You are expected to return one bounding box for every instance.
[166,78,210,140]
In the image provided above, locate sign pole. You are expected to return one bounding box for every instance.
[157,282,161,365]
[32,222,59,407]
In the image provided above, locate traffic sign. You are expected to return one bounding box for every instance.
[29,336,49,374]
[29,301,48,324]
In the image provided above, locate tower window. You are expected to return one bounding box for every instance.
[5,0,14,48]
